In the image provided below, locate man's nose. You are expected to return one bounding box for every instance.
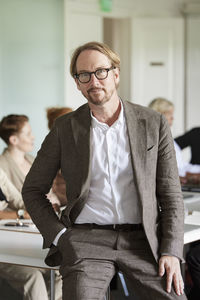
[90,73,99,84]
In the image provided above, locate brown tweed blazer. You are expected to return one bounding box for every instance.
[22,100,184,267]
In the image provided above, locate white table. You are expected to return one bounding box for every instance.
[183,192,200,213]
[1,194,200,300]
[0,219,58,300]
[183,192,200,244]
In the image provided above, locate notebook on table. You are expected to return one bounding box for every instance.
[181,183,200,193]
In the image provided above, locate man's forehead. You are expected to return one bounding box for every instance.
[76,49,110,70]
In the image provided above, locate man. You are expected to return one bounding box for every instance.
[23,41,187,300]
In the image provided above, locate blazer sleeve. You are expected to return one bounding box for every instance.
[22,125,66,248]
[156,115,184,260]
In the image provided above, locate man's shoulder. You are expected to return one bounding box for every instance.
[190,127,200,134]
[123,100,161,120]
[54,103,89,126]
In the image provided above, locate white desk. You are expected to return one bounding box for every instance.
[0,220,57,300]
[1,194,200,300]
[183,192,200,213]
[183,192,200,244]
[184,223,200,244]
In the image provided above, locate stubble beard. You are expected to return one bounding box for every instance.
[86,86,117,106]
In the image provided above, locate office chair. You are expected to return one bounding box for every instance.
[104,272,129,299]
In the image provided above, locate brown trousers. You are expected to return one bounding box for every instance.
[58,227,187,300]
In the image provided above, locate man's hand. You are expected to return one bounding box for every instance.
[159,255,184,296]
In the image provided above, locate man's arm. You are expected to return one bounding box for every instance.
[157,115,184,258]
[22,125,65,248]
[156,115,185,295]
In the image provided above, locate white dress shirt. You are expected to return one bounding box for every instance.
[53,102,141,245]
[75,103,141,224]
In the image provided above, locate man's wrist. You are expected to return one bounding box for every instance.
[53,228,67,246]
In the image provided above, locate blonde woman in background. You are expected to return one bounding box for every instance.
[148,98,200,179]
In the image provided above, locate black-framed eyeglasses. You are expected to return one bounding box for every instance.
[74,66,116,83]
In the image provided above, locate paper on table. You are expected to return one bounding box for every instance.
[185,211,200,226]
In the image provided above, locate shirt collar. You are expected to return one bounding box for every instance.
[91,100,124,130]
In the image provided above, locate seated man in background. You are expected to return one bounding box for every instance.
[148,98,200,181]
[175,127,200,165]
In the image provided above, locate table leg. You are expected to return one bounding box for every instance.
[50,269,55,300]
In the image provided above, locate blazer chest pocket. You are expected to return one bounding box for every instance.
[147,144,157,165]
[147,145,155,152]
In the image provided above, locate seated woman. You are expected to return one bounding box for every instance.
[0,114,34,192]
[0,168,30,219]
[0,114,60,209]
[148,98,200,180]
[0,114,62,300]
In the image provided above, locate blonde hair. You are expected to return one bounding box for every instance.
[148,97,174,114]
[70,41,120,77]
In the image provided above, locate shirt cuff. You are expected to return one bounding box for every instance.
[53,228,67,246]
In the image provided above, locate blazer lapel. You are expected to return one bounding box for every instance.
[71,105,92,198]
[123,101,147,205]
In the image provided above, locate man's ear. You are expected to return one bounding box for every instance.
[114,67,120,85]
[9,135,18,146]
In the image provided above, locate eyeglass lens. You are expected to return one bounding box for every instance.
[76,67,114,83]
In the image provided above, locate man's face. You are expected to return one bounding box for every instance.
[75,50,120,106]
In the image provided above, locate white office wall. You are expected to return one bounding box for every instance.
[131,18,184,137]
[0,0,64,155]
[186,16,200,130]
[1,0,200,155]
[103,18,131,101]
[64,7,103,109]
